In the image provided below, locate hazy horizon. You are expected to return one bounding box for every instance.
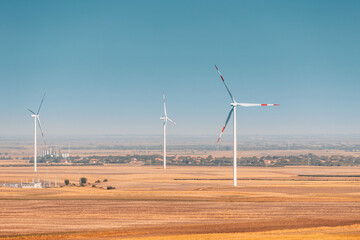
[2,133,360,148]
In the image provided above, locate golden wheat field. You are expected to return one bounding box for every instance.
[0,165,360,239]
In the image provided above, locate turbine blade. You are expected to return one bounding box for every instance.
[37,93,46,115]
[215,65,235,102]
[168,118,176,125]
[217,108,234,143]
[36,117,47,145]
[237,103,280,107]
[27,109,36,115]
[163,93,167,117]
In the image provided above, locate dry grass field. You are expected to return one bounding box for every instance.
[0,165,360,239]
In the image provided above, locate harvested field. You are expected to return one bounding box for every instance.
[0,165,360,239]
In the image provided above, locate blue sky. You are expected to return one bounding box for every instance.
[0,0,359,138]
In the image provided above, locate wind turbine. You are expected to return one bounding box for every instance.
[28,93,47,172]
[160,93,176,169]
[215,65,279,187]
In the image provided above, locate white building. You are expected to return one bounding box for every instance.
[21,182,42,188]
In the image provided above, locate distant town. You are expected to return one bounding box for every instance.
[0,153,359,167]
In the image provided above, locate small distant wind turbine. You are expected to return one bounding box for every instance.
[160,93,176,169]
[215,65,279,186]
[27,93,47,172]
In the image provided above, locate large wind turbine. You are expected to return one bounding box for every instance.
[215,65,279,186]
[160,93,176,169]
[28,93,47,172]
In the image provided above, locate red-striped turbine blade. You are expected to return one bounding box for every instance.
[36,117,47,145]
[217,108,234,143]
[163,93,167,117]
[37,93,46,115]
[214,65,235,102]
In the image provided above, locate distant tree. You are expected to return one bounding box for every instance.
[80,178,87,185]
[107,186,115,190]
[64,179,70,185]
[103,179,108,182]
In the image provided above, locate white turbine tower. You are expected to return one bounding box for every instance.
[28,93,47,172]
[215,65,279,187]
[160,93,176,169]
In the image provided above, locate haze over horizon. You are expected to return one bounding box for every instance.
[2,133,360,148]
[1,0,360,139]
